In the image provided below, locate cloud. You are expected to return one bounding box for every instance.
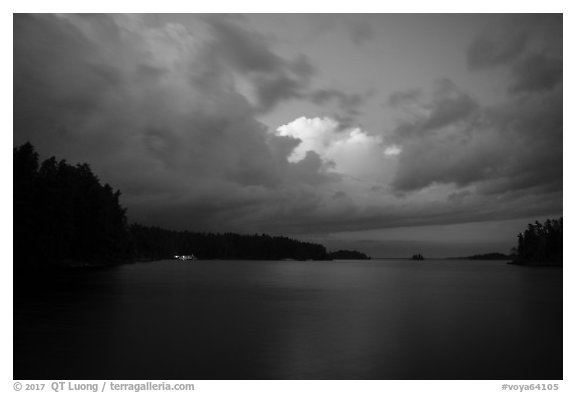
[390,79,478,140]
[387,78,562,200]
[275,117,390,181]
[447,190,472,203]
[384,145,402,156]
[255,186,561,236]
[296,14,376,47]
[276,117,342,163]
[467,33,527,70]
[466,14,563,97]
[387,88,421,108]
[391,126,505,192]
[349,22,374,45]
[508,53,562,95]
[13,14,331,232]
[203,15,315,113]
[309,88,370,118]
[388,15,561,199]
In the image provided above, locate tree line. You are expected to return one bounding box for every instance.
[14,143,131,269]
[512,218,562,266]
[14,143,368,268]
[130,224,331,261]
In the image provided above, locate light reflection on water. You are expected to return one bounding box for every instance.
[14,259,562,379]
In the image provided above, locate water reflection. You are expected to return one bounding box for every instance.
[14,260,562,379]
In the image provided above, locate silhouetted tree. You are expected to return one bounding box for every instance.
[14,143,131,268]
[512,218,562,266]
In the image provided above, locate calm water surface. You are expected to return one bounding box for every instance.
[14,259,562,379]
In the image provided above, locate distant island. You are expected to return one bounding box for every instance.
[14,143,370,269]
[467,252,511,260]
[446,252,512,260]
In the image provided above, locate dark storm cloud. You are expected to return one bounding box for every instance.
[466,14,563,96]
[256,186,562,235]
[391,79,478,139]
[205,15,284,73]
[309,88,369,117]
[387,88,421,108]
[467,33,528,70]
[14,14,122,132]
[476,90,563,194]
[388,81,489,191]
[389,78,562,197]
[299,14,376,47]
[466,14,562,71]
[447,190,472,203]
[508,53,562,95]
[349,22,374,45]
[388,15,562,200]
[204,15,315,113]
[330,114,359,132]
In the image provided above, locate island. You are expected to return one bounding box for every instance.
[446,252,511,260]
[327,250,370,260]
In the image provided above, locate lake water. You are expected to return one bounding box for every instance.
[14,259,562,380]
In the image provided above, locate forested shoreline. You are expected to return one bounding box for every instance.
[14,143,369,268]
[130,224,332,261]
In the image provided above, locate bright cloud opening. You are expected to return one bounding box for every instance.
[384,145,402,156]
[275,116,392,182]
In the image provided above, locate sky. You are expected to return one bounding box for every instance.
[13,14,563,257]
